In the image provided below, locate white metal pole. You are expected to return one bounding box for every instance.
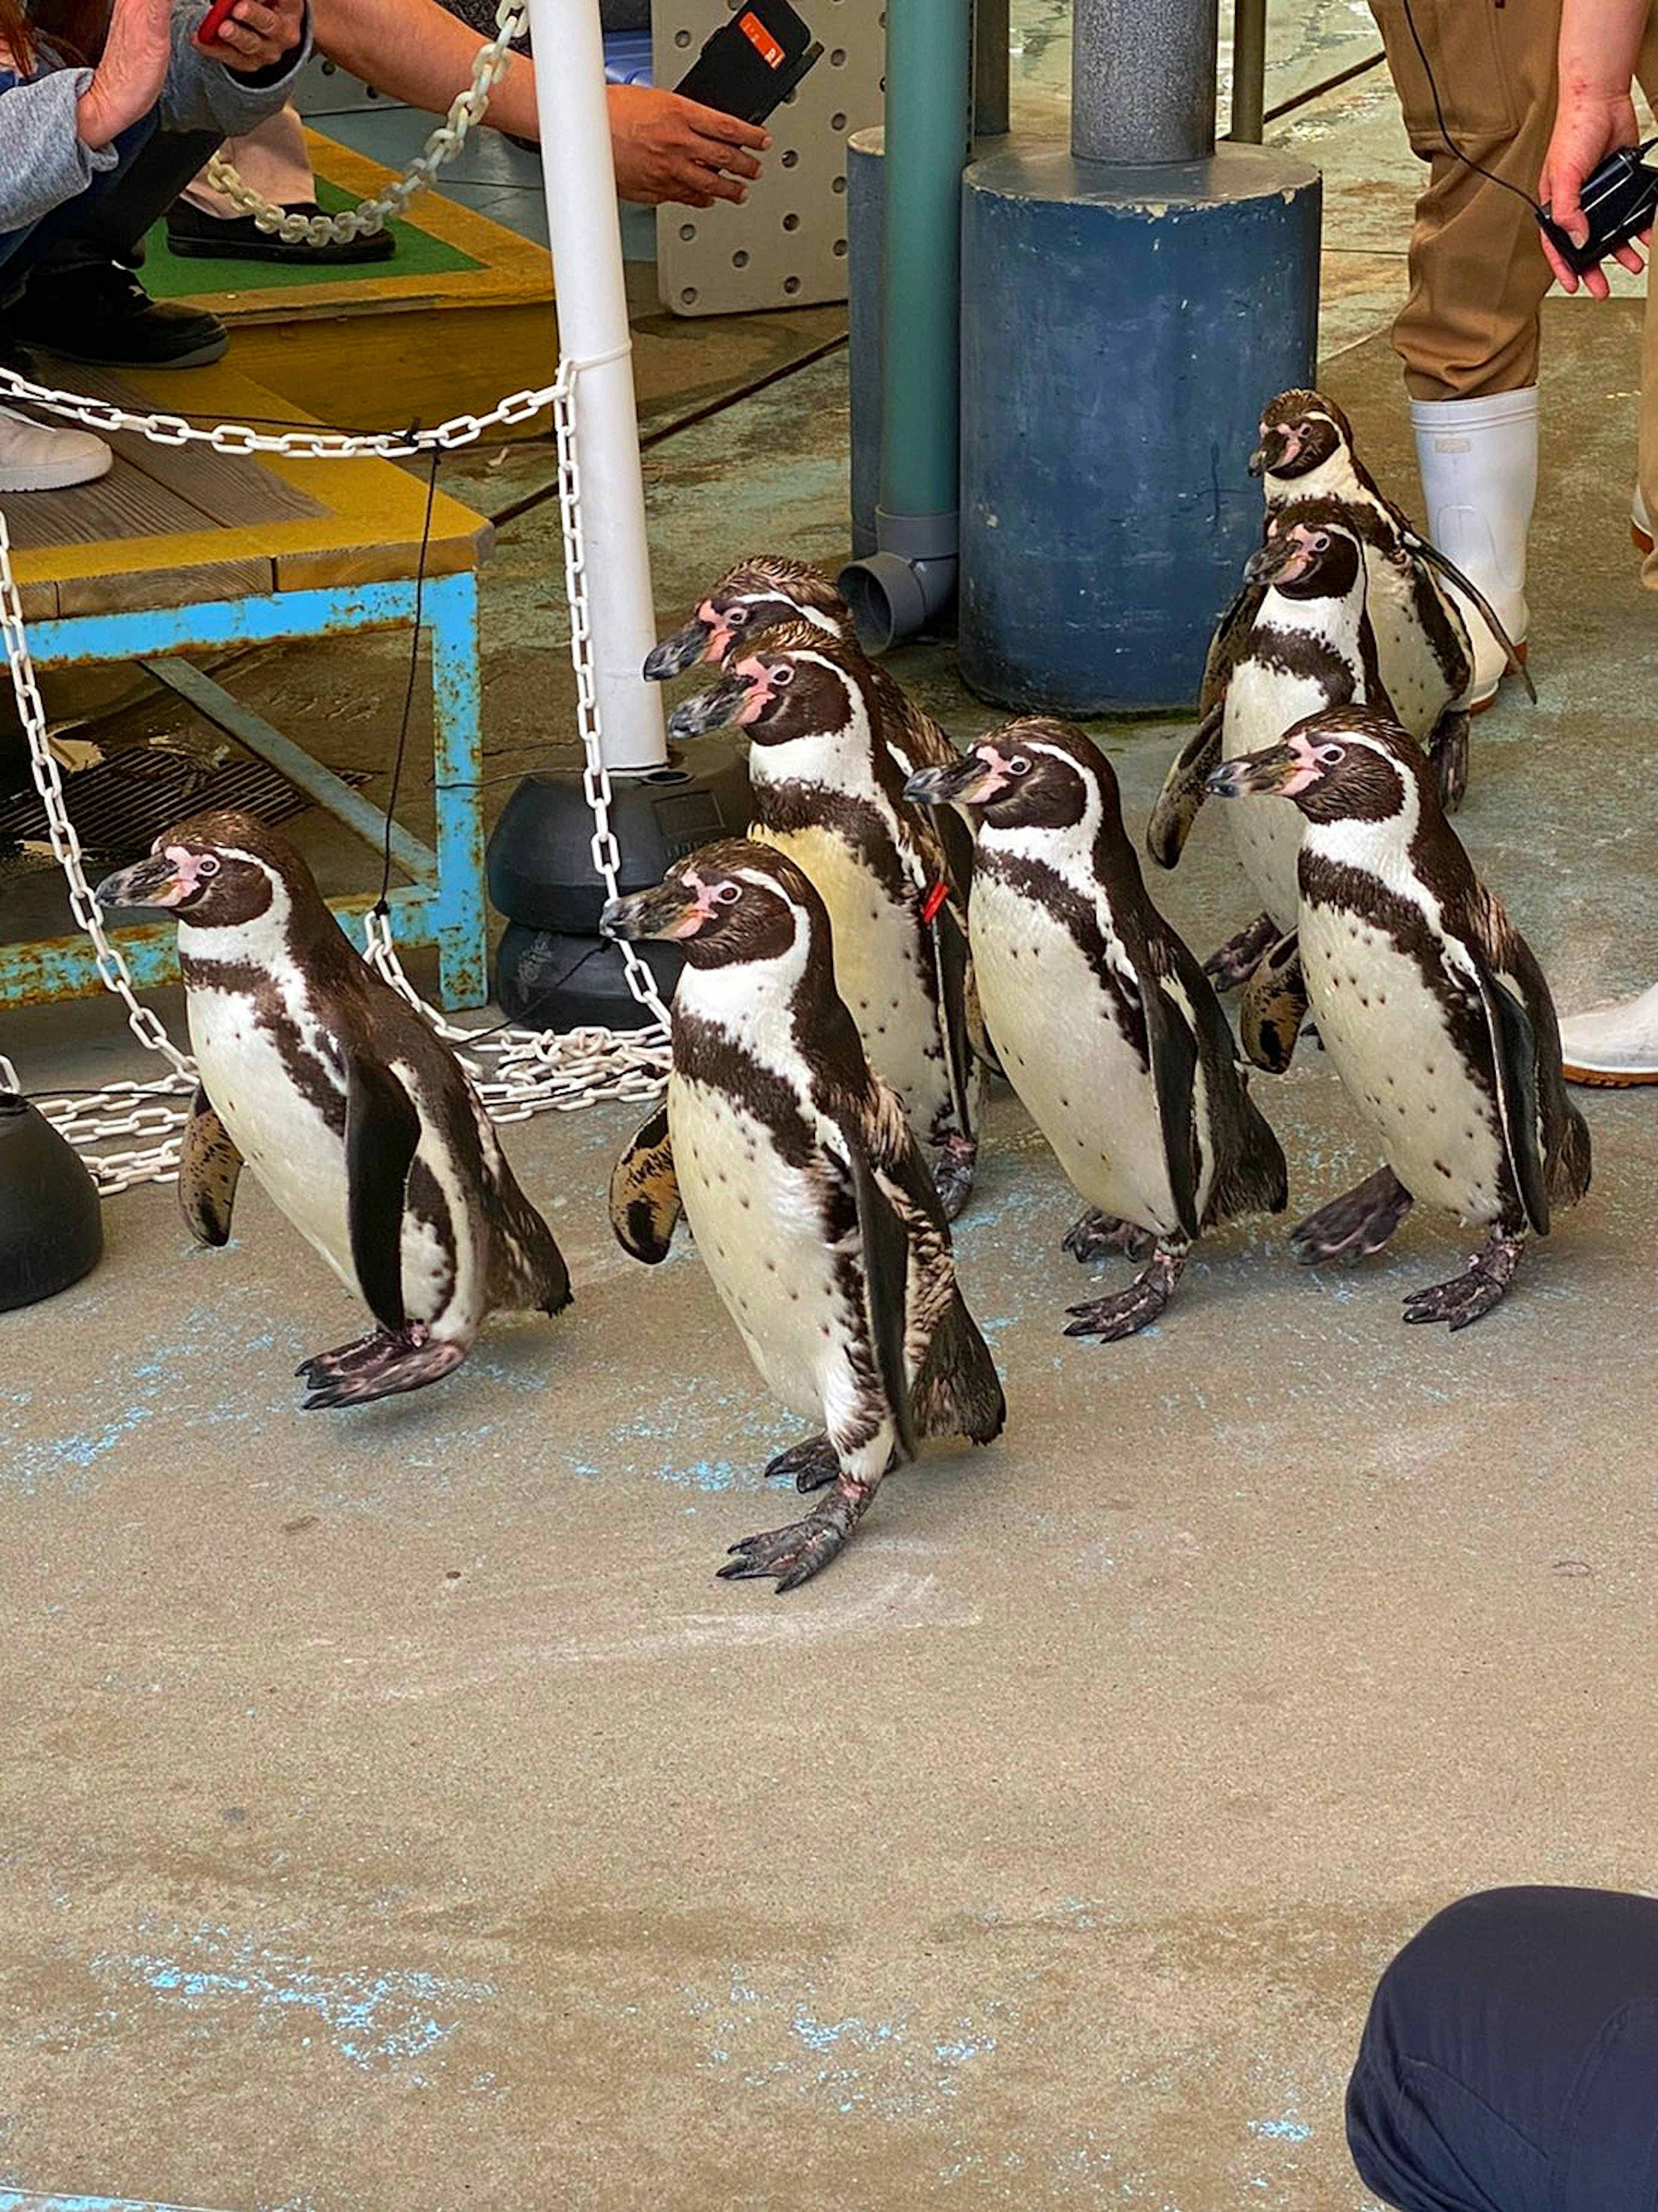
[524,0,667,771]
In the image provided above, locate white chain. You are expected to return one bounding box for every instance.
[1,352,671,1193]
[206,0,528,248]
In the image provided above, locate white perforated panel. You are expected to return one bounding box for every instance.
[654,0,886,316]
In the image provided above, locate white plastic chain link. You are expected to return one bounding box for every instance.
[206,0,528,249]
[0,351,671,1194]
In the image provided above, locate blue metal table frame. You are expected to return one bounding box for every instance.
[1,569,487,1013]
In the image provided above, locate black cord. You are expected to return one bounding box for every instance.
[1399,0,1544,214]
[378,445,440,912]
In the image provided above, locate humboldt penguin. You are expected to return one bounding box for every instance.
[1150,518,1393,1012]
[1227,386,1532,724]
[96,811,570,1406]
[668,626,982,1217]
[645,555,978,899]
[906,721,1288,1340]
[1208,709,1591,1328]
[601,840,1005,1591]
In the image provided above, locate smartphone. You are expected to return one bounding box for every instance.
[674,0,823,127]
[196,0,240,43]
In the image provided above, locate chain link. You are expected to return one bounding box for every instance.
[1,347,671,1192]
[207,0,528,248]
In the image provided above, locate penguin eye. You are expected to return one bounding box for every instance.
[1311,533,1329,552]
[1314,744,1345,768]
[712,881,743,906]
[1006,755,1032,776]
[196,855,221,878]
[725,605,749,628]
[769,665,794,688]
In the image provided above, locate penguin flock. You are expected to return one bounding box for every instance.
[92,385,1592,1594]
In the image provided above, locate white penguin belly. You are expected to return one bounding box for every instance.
[970,878,1191,1235]
[1299,904,1508,1224]
[1224,669,1326,929]
[1364,552,1453,740]
[187,989,455,1327]
[669,1071,859,1423]
[753,822,956,1146]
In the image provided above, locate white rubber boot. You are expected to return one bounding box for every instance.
[0,404,112,492]
[1411,387,1537,711]
[1559,980,1658,1086]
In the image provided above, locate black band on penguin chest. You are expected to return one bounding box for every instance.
[674,1010,821,1171]
[181,953,348,1132]
[978,849,1147,1056]
[752,781,914,904]
[1253,623,1360,699]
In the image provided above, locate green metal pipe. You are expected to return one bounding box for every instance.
[877,0,973,527]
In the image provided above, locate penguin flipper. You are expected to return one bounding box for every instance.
[1147,702,1225,871]
[1199,580,1264,716]
[177,1086,243,1247]
[609,1102,681,1264]
[843,1135,920,1467]
[928,892,978,1141]
[1239,931,1307,1074]
[345,1058,421,1332]
[1403,532,1538,702]
[1141,975,1203,1244]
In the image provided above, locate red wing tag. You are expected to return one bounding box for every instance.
[738,10,785,67]
[921,880,950,926]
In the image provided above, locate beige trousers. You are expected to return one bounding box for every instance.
[1369,0,1658,581]
[180,104,315,222]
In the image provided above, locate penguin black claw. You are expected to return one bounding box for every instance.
[930,1135,978,1223]
[1063,1249,1187,1343]
[718,1485,870,1592]
[1401,1234,1525,1331]
[1062,1211,1152,1265]
[763,1435,841,1493]
[1203,913,1280,991]
[297,1324,466,1410]
[1290,1167,1414,1267]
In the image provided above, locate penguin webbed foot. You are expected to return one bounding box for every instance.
[1401,1232,1524,1332]
[1290,1168,1414,1267]
[930,1133,978,1223]
[1062,1210,1153,1265]
[1203,913,1279,991]
[718,1478,874,1592]
[297,1323,467,1409]
[1064,1244,1186,1342]
[1428,708,1470,814]
[763,1434,841,1493]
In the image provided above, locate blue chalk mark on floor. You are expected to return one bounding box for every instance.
[88,1928,493,2072]
[0,2197,247,2211]
[1249,2114,1314,2144]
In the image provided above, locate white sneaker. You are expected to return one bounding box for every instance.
[1559,980,1658,1086]
[0,403,112,492]
[1411,387,1537,711]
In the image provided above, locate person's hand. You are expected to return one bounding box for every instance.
[76,0,171,149]
[606,84,768,209]
[1539,86,1647,296]
[194,0,306,75]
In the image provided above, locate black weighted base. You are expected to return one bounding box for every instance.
[0,1092,103,1312]
[485,741,753,1034]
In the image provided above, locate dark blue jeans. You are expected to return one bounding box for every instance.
[1348,1887,1658,2211]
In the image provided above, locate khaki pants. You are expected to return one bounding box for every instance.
[180,105,315,223]
[1369,0,1658,580]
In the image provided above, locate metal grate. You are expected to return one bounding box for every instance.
[0,748,370,865]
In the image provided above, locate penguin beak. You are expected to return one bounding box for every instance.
[904,754,1003,809]
[1248,425,1292,479]
[600,878,712,943]
[668,669,756,740]
[643,614,715,682]
[1244,529,1313,588]
[94,852,192,910]
[1207,743,1300,799]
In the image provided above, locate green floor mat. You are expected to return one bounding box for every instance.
[142,178,482,297]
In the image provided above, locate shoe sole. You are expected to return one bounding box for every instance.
[167,235,396,266]
[21,333,228,370]
[1562,1060,1658,1087]
[0,450,114,492]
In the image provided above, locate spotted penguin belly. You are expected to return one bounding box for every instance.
[970,877,1188,1235]
[1298,904,1509,1224]
[668,1071,858,1423]
[188,989,455,1326]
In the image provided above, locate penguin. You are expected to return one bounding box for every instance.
[1150,518,1397,1010]
[95,811,570,1407]
[905,721,1289,1341]
[1207,708,1591,1329]
[601,839,1005,1591]
[668,625,983,1218]
[645,555,978,902]
[1212,386,1533,731]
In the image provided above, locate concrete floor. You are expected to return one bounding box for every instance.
[5,22,1658,2212]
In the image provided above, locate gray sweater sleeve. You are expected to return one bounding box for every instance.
[0,4,310,235]
[160,0,312,136]
[0,69,118,234]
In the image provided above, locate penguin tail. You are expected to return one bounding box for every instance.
[915,1289,1006,1446]
[497,1186,573,1316]
[1550,1100,1594,1214]
[1208,1096,1291,1227]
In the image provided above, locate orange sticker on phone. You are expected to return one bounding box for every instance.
[738,10,785,67]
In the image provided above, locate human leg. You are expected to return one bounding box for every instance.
[168,104,396,264]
